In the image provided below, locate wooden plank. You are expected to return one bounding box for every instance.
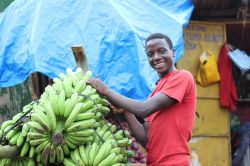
[178,21,226,99]
[190,137,231,165]
[193,98,230,136]
[0,79,32,124]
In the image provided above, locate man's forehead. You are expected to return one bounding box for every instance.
[146,38,169,48]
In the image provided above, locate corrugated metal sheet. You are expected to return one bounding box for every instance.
[192,0,249,20]
[193,0,240,9]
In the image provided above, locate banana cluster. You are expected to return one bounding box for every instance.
[0,67,134,166]
[0,158,37,166]
[64,138,134,166]
[64,121,134,166]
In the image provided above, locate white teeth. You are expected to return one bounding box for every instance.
[155,62,164,68]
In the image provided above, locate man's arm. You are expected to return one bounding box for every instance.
[123,111,148,148]
[105,89,176,118]
[87,78,177,118]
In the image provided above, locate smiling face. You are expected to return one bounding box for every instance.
[145,38,175,78]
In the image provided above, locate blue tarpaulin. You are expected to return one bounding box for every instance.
[0,0,193,100]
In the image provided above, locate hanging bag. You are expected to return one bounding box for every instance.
[196,48,220,86]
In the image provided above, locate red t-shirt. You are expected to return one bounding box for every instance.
[146,70,196,166]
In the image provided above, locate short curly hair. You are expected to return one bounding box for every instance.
[145,33,173,49]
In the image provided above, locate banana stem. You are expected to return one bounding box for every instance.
[55,120,65,133]
[52,120,65,146]
[0,145,19,159]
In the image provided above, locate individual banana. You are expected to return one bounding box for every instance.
[80,85,93,96]
[12,113,23,122]
[88,142,98,165]
[67,129,95,137]
[95,112,102,120]
[63,77,73,98]
[31,107,52,131]
[27,159,36,166]
[98,152,117,166]
[100,98,110,107]
[27,131,49,139]
[36,153,41,162]
[111,163,126,166]
[30,137,50,146]
[16,132,25,147]
[75,79,86,94]
[117,138,130,147]
[21,123,29,136]
[49,144,56,163]
[70,150,77,164]
[85,143,92,165]
[73,148,85,166]
[66,135,93,145]
[59,73,66,80]
[35,139,50,154]
[48,88,60,116]
[93,140,113,166]
[90,94,100,101]
[111,147,122,155]
[66,119,96,132]
[6,128,19,140]
[26,121,46,134]
[9,131,21,145]
[76,67,83,80]
[80,100,95,113]
[52,78,64,92]
[56,145,64,163]
[41,142,51,165]
[103,130,112,140]
[65,102,84,128]
[62,144,70,156]
[79,145,88,166]
[75,112,96,121]
[126,150,135,158]
[63,158,77,166]
[64,93,79,118]
[115,130,125,140]
[100,105,110,114]
[65,137,77,149]
[83,70,92,81]
[43,101,57,130]
[57,90,66,116]
[44,85,54,96]
[20,141,31,157]
[1,120,14,131]
[29,146,35,158]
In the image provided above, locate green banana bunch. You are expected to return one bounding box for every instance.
[0,67,135,165]
[64,137,131,166]
[0,158,36,166]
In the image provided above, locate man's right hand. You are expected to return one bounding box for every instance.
[86,78,109,96]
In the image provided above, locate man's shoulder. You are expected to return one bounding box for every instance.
[174,70,194,79]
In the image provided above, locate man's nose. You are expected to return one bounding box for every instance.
[153,52,161,60]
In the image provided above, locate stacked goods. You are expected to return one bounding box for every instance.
[0,68,133,166]
[106,115,146,164]
[128,138,146,164]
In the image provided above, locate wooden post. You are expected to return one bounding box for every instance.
[0,145,19,159]
[71,45,89,73]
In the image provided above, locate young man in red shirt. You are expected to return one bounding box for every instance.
[88,33,197,166]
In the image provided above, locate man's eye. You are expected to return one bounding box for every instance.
[159,50,166,54]
[147,52,154,57]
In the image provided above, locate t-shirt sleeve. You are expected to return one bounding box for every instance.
[160,71,193,103]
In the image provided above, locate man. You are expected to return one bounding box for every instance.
[88,33,196,165]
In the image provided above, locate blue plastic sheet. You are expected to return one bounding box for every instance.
[0,0,193,100]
